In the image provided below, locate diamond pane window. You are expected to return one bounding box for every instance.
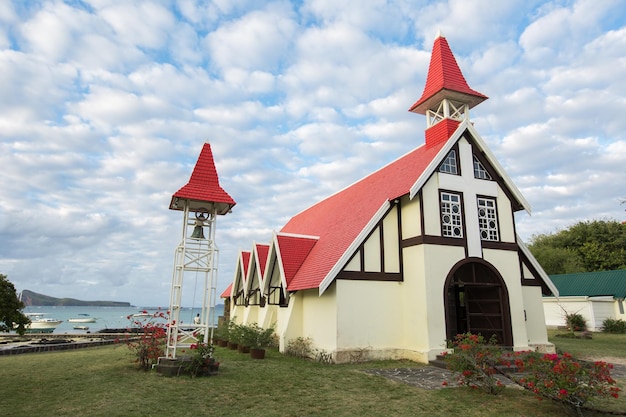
[441,192,463,238]
[473,155,492,180]
[477,197,499,241]
[439,150,458,175]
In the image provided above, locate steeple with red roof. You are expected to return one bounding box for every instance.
[409,32,488,147]
[169,142,236,215]
[162,142,235,362]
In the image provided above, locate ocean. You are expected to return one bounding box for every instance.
[21,305,225,334]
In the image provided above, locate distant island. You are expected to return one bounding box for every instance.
[21,289,131,307]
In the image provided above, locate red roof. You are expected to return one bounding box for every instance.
[241,251,251,280]
[254,244,270,278]
[275,234,318,286]
[281,140,447,291]
[409,35,487,114]
[220,282,233,298]
[170,143,236,215]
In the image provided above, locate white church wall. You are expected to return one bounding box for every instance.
[496,188,515,243]
[278,291,303,352]
[300,287,337,353]
[419,244,466,360]
[383,207,400,273]
[400,194,420,238]
[363,227,381,272]
[335,279,404,362]
[522,286,553,351]
[483,248,530,349]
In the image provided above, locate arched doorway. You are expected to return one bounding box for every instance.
[444,259,513,346]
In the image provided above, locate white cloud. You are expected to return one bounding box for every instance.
[1,0,625,305]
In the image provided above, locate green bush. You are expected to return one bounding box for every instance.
[286,336,313,359]
[565,312,587,332]
[602,318,626,334]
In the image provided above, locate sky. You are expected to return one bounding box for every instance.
[1,0,625,307]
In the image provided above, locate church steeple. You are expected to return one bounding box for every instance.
[409,33,487,147]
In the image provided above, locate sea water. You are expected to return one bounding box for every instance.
[21,305,225,334]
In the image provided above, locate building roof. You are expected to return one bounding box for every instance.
[409,34,487,114]
[253,243,270,279]
[550,270,626,298]
[275,233,318,286]
[281,140,447,292]
[170,143,236,215]
[228,35,544,297]
[220,282,232,298]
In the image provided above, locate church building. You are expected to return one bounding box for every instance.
[222,34,558,363]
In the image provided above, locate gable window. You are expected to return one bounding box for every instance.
[439,149,458,175]
[441,192,463,238]
[268,286,288,306]
[234,289,246,306]
[473,155,492,180]
[477,197,499,241]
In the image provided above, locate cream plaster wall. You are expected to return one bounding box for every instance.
[521,286,551,347]
[400,194,421,238]
[299,287,338,352]
[363,226,381,272]
[383,207,400,272]
[418,244,466,359]
[496,188,515,243]
[422,178,441,236]
[483,248,529,348]
[335,279,403,349]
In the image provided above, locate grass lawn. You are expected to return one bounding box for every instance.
[0,337,624,417]
[548,329,626,360]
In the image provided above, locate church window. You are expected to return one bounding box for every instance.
[473,155,492,180]
[477,197,499,241]
[439,150,458,175]
[441,192,463,238]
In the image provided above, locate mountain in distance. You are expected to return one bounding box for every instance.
[21,289,131,307]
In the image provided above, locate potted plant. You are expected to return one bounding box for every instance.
[213,318,230,347]
[237,324,255,354]
[227,321,242,350]
[247,323,276,360]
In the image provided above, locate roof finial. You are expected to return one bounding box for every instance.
[435,28,445,39]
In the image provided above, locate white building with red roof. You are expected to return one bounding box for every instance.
[223,34,558,363]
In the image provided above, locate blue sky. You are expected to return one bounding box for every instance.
[1,0,625,307]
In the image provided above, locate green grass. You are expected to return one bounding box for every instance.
[0,338,624,417]
[548,329,626,359]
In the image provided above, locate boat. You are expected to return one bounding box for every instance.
[23,313,63,334]
[73,325,89,330]
[68,315,97,323]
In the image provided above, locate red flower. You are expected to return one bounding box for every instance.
[442,381,448,386]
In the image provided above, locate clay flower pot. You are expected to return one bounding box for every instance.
[250,348,266,359]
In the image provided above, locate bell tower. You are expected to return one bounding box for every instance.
[409,32,488,147]
[164,142,235,359]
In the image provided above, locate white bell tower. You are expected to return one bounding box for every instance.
[163,143,235,359]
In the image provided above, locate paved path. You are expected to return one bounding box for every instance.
[364,363,626,391]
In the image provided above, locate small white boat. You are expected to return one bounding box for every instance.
[73,325,90,330]
[23,313,63,334]
[68,316,97,323]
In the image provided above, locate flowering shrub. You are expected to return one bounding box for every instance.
[510,352,621,414]
[443,332,622,414]
[186,342,219,377]
[442,332,505,394]
[125,309,169,370]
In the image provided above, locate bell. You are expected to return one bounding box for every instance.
[190,223,205,239]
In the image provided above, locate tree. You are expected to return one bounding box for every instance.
[0,274,30,335]
[528,220,626,275]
